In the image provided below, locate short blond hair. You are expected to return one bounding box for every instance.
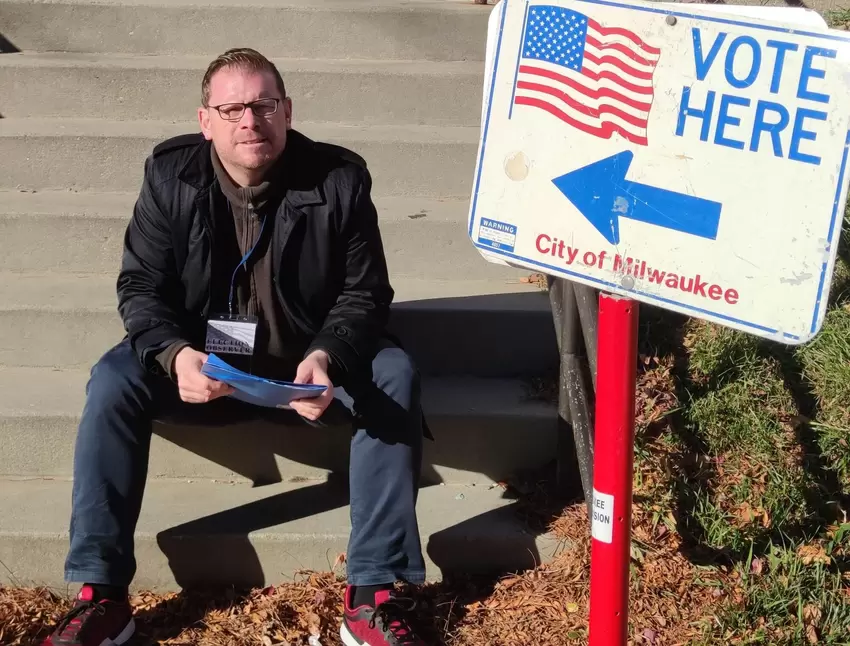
[201,47,286,107]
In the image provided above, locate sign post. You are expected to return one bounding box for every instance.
[588,294,638,645]
[469,0,850,643]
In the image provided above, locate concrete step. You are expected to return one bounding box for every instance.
[0,190,521,283]
[0,272,557,377]
[0,0,491,60]
[0,365,557,486]
[0,53,484,126]
[0,477,564,590]
[0,119,478,196]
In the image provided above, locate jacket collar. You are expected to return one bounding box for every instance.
[177,129,324,208]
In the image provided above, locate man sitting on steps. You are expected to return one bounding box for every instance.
[42,47,429,646]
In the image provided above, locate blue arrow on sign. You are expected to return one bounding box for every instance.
[551,151,722,245]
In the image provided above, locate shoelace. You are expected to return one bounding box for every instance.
[368,596,420,645]
[54,601,107,642]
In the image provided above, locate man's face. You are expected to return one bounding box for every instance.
[198,66,291,176]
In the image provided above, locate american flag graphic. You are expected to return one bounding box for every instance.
[513,5,661,145]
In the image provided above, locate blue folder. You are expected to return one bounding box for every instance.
[200,353,327,409]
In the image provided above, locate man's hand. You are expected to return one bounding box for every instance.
[173,346,234,404]
[291,350,334,421]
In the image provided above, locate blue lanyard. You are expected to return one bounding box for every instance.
[228,215,267,316]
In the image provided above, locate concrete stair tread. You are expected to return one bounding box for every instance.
[0,189,473,223]
[0,191,532,282]
[0,0,491,61]
[0,53,483,124]
[0,117,479,144]
[1,476,540,539]
[0,270,556,378]
[0,120,478,195]
[0,190,136,217]
[0,271,544,311]
[0,51,483,74]
[0,0,492,9]
[0,52,484,124]
[0,364,557,485]
[0,476,562,589]
[0,364,552,419]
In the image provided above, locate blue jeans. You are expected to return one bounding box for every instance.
[64,339,425,587]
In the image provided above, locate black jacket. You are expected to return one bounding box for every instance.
[116,129,394,385]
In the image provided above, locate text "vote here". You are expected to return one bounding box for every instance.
[675,29,837,166]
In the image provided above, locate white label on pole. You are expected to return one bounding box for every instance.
[591,488,615,543]
[469,0,850,345]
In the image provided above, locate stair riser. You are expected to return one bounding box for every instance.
[0,215,520,283]
[0,3,490,60]
[0,411,556,485]
[0,304,558,376]
[0,532,362,591]
[0,472,563,592]
[0,135,476,196]
[0,63,483,127]
[1,530,561,591]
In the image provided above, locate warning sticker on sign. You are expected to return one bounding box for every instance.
[591,488,614,544]
[477,218,517,253]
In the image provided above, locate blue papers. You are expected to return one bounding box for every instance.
[201,353,327,409]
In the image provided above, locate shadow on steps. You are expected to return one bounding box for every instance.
[112,288,567,639]
[148,289,560,487]
[0,33,19,54]
[141,469,574,644]
[155,474,352,591]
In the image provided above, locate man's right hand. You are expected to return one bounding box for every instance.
[173,347,234,403]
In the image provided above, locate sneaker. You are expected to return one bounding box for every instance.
[41,584,135,646]
[340,586,425,646]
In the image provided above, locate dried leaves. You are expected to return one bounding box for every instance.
[520,272,549,290]
[797,544,832,567]
[456,502,732,646]
[635,354,679,437]
[133,571,345,646]
[626,507,731,645]
[733,502,771,529]
[1,573,346,646]
[0,586,72,646]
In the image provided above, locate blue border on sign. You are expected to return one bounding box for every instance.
[469,0,510,233]
[812,129,850,335]
[472,241,800,338]
[508,1,531,120]
[468,0,850,342]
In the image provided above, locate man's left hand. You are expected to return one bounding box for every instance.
[291,350,334,420]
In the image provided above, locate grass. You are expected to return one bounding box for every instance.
[626,321,850,644]
[797,301,850,485]
[827,8,850,29]
[627,206,850,642]
[709,539,850,644]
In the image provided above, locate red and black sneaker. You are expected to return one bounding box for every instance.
[40,584,135,646]
[340,586,425,646]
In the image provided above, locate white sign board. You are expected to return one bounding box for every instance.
[469,0,850,344]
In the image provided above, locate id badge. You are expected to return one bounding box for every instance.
[205,314,258,356]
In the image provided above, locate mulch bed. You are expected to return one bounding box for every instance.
[1,500,730,646]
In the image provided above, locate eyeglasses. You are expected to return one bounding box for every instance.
[208,98,281,121]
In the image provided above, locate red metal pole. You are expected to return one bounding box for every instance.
[588,293,639,646]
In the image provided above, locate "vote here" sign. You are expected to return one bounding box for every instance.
[469,0,850,344]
